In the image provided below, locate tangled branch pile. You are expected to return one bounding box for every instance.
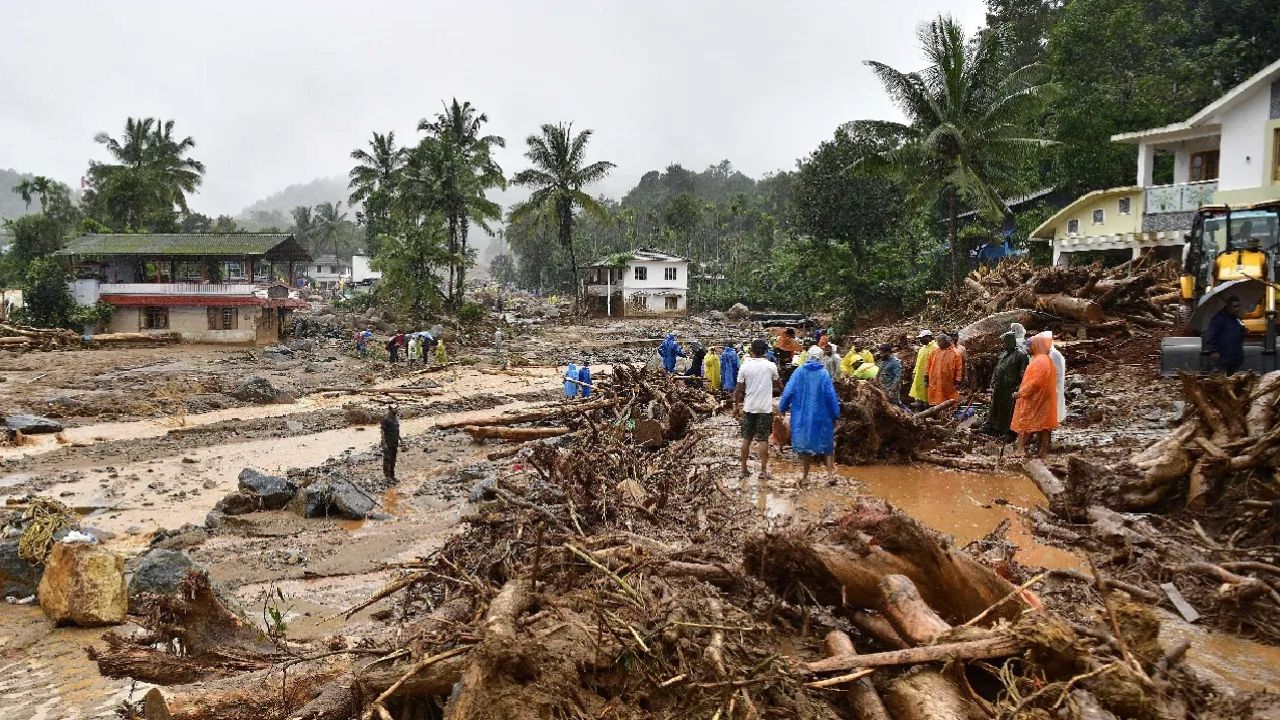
[919,258,1181,333]
[1025,371,1280,643]
[833,379,948,465]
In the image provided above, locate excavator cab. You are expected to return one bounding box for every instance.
[1160,201,1280,374]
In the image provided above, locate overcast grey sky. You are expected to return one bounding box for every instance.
[3,0,986,216]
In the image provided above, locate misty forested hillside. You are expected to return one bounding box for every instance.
[0,169,35,220]
[235,176,354,229]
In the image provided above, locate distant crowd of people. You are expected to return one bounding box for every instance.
[355,329,448,367]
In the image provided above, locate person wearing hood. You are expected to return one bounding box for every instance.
[779,346,842,483]
[821,343,842,379]
[1010,323,1029,351]
[908,330,936,406]
[435,337,448,366]
[687,341,707,378]
[704,347,722,390]
[380,405,401,482]
[926,334,963,405]
[564,362,580,398]
[658,334,684,373]
[719,344,741,393]
[578,362,593,398]
[1040,331,1067,423]
[1011,333,1059,457]
[985,331,1029,438]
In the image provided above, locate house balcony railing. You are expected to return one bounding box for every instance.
[1145,180,1218,214]
[98,282,258,296]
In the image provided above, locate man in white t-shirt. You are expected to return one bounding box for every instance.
[735,338,780,478]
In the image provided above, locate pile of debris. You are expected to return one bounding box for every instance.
[94,366,1264,719]
[832,379,954,465]
[1025,371,1280,642]
[0,322,180,351]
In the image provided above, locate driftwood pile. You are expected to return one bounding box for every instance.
[0,322,181,350]
[833,379,950,465]
[1024,372,1280,643]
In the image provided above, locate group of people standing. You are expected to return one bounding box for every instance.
[355,329,447,367]
[985,323,1067,457]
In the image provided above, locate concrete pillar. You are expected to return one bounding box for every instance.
[1137,143,1155,187]
[1053,244,1068,267]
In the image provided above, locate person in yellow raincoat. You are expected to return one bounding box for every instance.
[851,358,879,380]
[908,329,935,406]
[839,339,874,379]
[435,338,447,366]
[704,348,722,391]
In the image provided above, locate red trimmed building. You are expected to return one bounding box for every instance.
[56,233,311,344]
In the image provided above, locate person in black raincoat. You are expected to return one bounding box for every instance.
[381,405,401,481]
[985,331,1029,438]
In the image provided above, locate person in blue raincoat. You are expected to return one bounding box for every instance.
[658,334,684,373]
[563,362,580,398]
[578,362,593,398]
[779,346,841,484]
[719,344,740,393]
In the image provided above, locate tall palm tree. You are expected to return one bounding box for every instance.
[89,117,205,228]
[290,205,317,252]
[417,99,506,304]
[510,123,615,302]
[12,176,57,213]
[12,179,36,211]
[348,131,406,244]
[313,201,349,258]
[857,16,1053,283]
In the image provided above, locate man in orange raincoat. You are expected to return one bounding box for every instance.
[1011,333,1060,457]
[925,334,963,406]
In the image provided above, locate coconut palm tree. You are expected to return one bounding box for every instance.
[416,99,506,305]
[290,205,317,252]
[12,176,58,213]
[857,15,1053,283]
[510,123,615,302]
[348,131,406,245]
[88,117,205,229]
[144,119,206,214]
[313,202,349,258]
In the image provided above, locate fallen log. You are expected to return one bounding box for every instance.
[823,630,892,720]
[436,398,620,430]
[803,633,1027,673]
[314,386,442,396]
[462,425,571,442]
[879,574,951,645]
[915,399,957,422]
[1034,294,1103,324]
[885,669,987,720]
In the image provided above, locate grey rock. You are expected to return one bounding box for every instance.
[127,549,195,607]
[1171,400,1186,423]
[231,376,281,403]
[83,526,116,542]
[237,468,297,510]
[725,303,751,321]
[202,479,218,489]
[303,363,321,373]
[543,307,561,319]
[296,477,374,520]
[468,476,498,503]
[214,491,257,515]
[204,510,226,529]
[287,338,315,352]
[708,310,726,321]
[0,540,42,597]
[1067,374,1087,390]
[6,414,64,434]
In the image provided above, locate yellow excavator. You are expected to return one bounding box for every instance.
[1161,200,1280,374]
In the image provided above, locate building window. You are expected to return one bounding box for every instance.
[224,261,246,280]
[1273,128,1280,182]
[1067,219,1080,234]
[634,266,647,281]
[140,306,169,330]
[1190,150,1220,182]
[207,307,239,330]
[1118,197,1131,215]
[665,296,679,310]
[1092,209,1105,225]
[664,266,678,281]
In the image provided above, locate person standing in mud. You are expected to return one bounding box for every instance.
[381,405,401,482]
[779,346,841,484]
[1011,333,1059,458]
[926,333,963,406]
[735,338,780,478]
[876,343,904,406]
[985,331,1028,438]
[385,335,400,364]
[908,330,936,409]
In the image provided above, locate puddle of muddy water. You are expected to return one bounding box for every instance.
[759,462,1081,571]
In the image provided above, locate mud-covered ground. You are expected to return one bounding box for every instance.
[0,315,1275,719]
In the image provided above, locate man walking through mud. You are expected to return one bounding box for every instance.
[735,338,780,478]
[381,405,400,482]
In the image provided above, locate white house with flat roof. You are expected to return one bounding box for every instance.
[1033,57,1280,265]
[584,248,689,317]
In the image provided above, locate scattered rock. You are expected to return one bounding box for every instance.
[231,376,282,403]
[213,491,257,515]
[616,479,647,503]
[295,477,375,520]
[127,549,195,609]
[287,338,315,352]
[0,540,42,598]
[82,526,116,543]
[5,414,65,434]
[467,476,498,503]
[543,306,562,319]
[202,479,218,490]
[708,310,726,321]
[237,468,297,510]
[204,510,226,529]
[38,542,127,626]
[726,303,751,321]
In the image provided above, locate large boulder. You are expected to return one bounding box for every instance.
[295,477,374,520]
[213,491,257,515]
[237,469,297,510]
[38,542,127,626]
[6,414,65,434]
[725,303,751,321]
[127,548,194,609]
[230,376,281,403]
[0,539,42,598]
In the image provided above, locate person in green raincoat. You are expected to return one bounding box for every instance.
[984,331,1028,438]
[435,338,447,366]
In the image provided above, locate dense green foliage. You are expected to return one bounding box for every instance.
[83,118,205,232]
[20,258,75,328]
